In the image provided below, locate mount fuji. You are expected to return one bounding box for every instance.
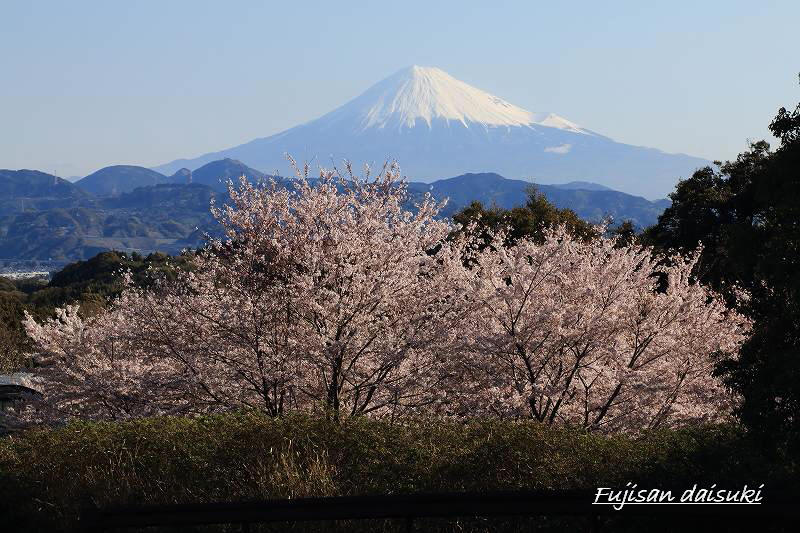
[155,66,708,199]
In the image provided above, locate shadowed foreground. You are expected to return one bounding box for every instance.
[0,413,794,532]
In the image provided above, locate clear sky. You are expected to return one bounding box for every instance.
[1,0,798,178]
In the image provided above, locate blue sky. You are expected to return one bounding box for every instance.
[1,0,797,177]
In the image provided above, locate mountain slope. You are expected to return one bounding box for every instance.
[170,168,192,184]
[0,183,218,261]
[155,66,708,199]
[186,159,266,192]
[76,165,169,196]
[327,65,589,132]
[409,172,668,227]
[0,169,95,215]
[547,181,614,191]
[0,166,667,262]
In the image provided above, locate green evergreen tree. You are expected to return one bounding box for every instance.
[646,85,800,454]
[452,186,598,247]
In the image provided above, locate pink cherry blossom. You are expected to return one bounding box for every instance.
[450,227,750,431]
[21,159,750,431]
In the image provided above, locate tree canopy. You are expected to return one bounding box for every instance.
[645,90,800,453]
[0,251,192,373]
[452,186,599,246]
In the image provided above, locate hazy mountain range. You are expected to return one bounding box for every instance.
[74,159,265,196]
[1,159,669,263]
[154,66,708,199]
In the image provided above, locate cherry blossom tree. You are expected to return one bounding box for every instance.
[24,161,467,421]
[22,159,750,431]
[451,227,751,432]
[205,161,467,419]
[22,302,190,421]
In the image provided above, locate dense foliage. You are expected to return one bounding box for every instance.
[452,186,599,246]
[0,251,189,372]
[645,94,800,453]
[0,413,790,532]
[457,226,747,431]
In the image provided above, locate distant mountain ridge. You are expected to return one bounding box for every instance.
[1,162,669,262]
[411,173,667,227]
[76,165,169,196]
[188,159,266,191]
[547,181,614,191]
[154,66,708,199]
[0,183,219,261]
[71,158,265,196]
[0,169,95,216]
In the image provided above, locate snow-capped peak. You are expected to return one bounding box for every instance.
[320,65,588,134]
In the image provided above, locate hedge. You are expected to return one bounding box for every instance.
[0,413,793,532]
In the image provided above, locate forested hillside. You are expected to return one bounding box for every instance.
[1,163,670,262]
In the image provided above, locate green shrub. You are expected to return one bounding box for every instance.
[0,413,791,532]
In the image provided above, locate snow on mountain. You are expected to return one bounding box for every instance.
[155,66,708,199]
[327,66,588,133]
